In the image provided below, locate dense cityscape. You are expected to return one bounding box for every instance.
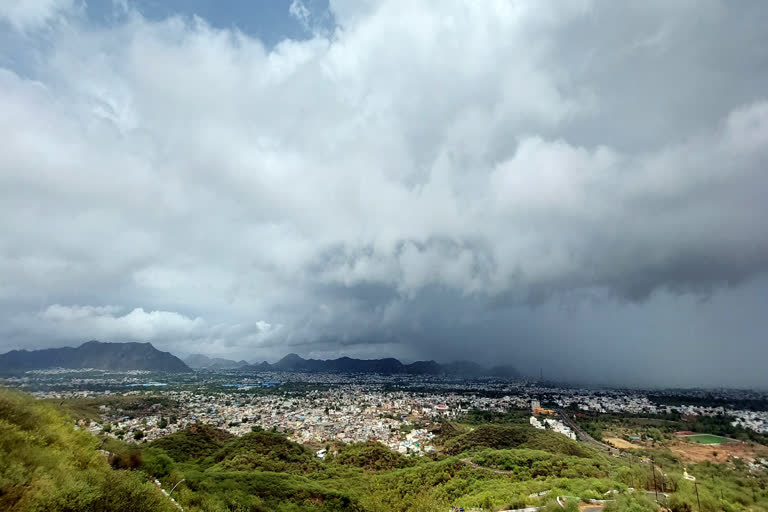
[2,356,768,511]
[11,368,768,454]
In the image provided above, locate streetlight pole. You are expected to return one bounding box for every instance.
[651,457,658,502]
[169,478,185,499]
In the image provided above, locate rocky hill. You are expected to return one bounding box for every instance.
[0,340,191,373]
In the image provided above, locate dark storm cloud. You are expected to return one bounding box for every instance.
[0,0,767,387]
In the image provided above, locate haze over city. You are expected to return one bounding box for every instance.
[2,0,768,389]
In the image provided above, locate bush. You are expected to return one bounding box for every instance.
[141,447,174,477]
[604,494,658,512]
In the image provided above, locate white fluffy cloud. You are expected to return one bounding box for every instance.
[22,304,277,358]
[1,1,768,384]
[0,0,73,32]
[41,304,203,338]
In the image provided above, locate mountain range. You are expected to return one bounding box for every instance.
[183,353,250,370]
[0,342,519,378]
[242,353,520,378]
[0,341,191,373]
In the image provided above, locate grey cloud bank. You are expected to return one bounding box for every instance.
[0,0,767,388]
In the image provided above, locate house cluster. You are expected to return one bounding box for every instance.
[529,415,576,440]
[25,373,768,454]
[66,388,447,453]
[730,411,768,434]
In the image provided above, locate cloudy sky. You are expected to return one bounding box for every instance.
[1,0,767,388]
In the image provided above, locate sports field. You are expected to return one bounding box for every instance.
[682,434,732,444]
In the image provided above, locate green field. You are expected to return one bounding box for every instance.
[683,434,732,444]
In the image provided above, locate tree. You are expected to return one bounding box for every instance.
[141,448,174,477]
[134,430,144,440]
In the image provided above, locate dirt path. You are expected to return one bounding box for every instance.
[460,457,513,476]
[604,437,639,450]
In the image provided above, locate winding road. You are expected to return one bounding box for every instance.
[556,409,619,455]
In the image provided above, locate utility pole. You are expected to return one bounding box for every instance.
[695,481,701,512]
[651,457,658,502]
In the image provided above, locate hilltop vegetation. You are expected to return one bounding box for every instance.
[331,441,415,471]
[0,388,175,512]
[210,431,322,473]
[443,424,594,457]
[149,423,234,462]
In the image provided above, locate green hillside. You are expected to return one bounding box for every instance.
[0,388,176,512]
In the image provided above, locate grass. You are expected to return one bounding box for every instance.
[682,434,731,444]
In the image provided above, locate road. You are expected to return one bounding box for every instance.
[556,409,619,455]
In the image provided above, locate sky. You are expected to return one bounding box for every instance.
[1,0,767,389]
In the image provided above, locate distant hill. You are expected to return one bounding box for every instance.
[184,353,250,370]
[0,340,191,373]
[271,354,408,374]
[243,353,519,378]
[404,360,443,375]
